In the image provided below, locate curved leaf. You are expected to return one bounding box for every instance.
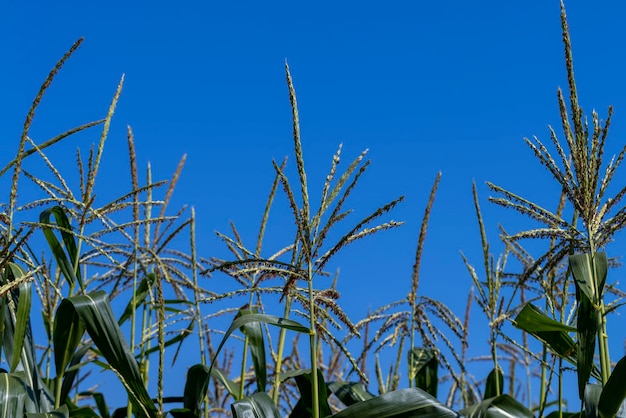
[599,355,626,418]
[231,392,281,418]
[61,291,157,418]
[289,368,332,418]
[40,206,82,292]
[181,364,210,415]
[408,348,438,397]
[207,313,307,380]
[26,405,70,417]
[328,381,375,406]
[331,387,460,418]
[238,308,267,393]
[484,367,503,399]
[461,394,533,418]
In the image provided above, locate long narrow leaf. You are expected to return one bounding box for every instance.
[40,206,82,292]
[239,309,267,393]
[61,291,158,418]
[331,388,460,418]
[599,355,626,418]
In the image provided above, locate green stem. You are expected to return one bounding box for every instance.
[538,345,548,418]
[588,235,611,385]
[239,336,249,400]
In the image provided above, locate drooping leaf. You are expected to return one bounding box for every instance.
[327,381,375,406]
[53,297,85,383]
[461,394,533,418]
[484,367,503,399]
[207,313,308,379]
[61,291,158,418]
[211,366,239,399]
[118,273,156,326]
[77,391,110,418]
[514,303,576,358]
[231,392,281,418]
[238,308,267,393]
[331,387,460,418]
[599,355,626,418]
[408,348,438,398]
[40,206,82,292]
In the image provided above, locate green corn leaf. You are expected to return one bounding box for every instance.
[460,394,533,418]
[6,263,31,373]
[408,348,438,398]
[0,372,26,418]
[288,368,332,418]
[180,364,210,416]
[77,391,110,418]
[513,303,577,358]
[25,405,70,417]
[61,291,158,418]
[207,313,308,381]
[231,392,281,418]
[118,273,156,326]
[484,367,503,399]
[40,206,82,292]
[331,387,459,418]
[211,366,239,399]
[327,381,375,406]
[575,286,596,401]
[53,297,85,383]
[59,345,91,406]
[238,308,267,393]
[599,355,626,418]
[569,252,608,304]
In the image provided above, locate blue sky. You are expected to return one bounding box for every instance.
[2,0,626,410]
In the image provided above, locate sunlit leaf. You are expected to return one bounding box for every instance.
[231,392,281,418]
[332,387,459,418]
[408,348,438,398]
[328,381,375,406]
[461,394,533,418]
[599,355,626,418]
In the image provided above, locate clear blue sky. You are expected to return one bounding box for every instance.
[2,0,626,410]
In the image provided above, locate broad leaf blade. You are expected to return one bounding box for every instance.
[328,381,375,406]
[231,392,281,418]
[513,303,576,358]
[182,364,211,415]
[0,372,26,418]
[408,348,438,398]
[208,313,307,379]
[63,291,157,418]
[599,355,626,418]
[288,368,332,418]
[484,367,503,399]
[332,387,460,418]
[461,394,533,418]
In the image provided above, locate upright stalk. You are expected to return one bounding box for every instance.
[588,235,611,384]
[272,295,293,404]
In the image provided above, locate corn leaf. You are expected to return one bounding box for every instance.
[6,263,31,373]
[231,392,281,418]
[569,252,608,304]
[61,291,158,418]
[0,372,26,418]
[327,381,375,406]
[40,206,82,292]
[460,394,533,418]
[118,273,156,326]
[331,387,459,418]
[599,355,626,418]
[288,368,332,418]
[238,308,267,393]
[484,367,503,399]
[513,303,576,357]
[207,313,308,380]
[408,348,438,398]
[26,405,70,417]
